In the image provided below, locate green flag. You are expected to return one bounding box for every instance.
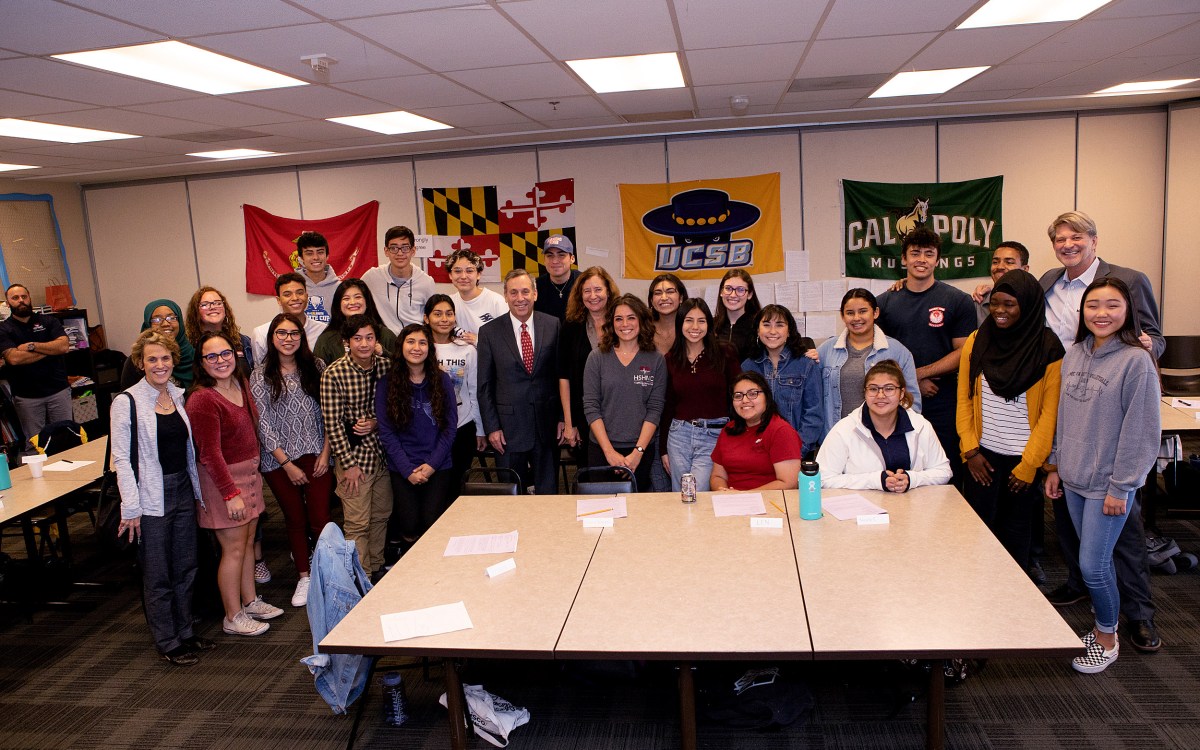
[842,176,1003,280]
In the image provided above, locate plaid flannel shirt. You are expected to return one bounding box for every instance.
[320,354,388,476]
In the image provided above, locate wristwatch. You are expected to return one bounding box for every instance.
[635,445,645,453]
[25,342,35,352]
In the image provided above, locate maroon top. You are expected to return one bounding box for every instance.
[660,342,741,451]
[185,386,260,498]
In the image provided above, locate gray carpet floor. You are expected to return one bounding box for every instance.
[3,491,1199,749]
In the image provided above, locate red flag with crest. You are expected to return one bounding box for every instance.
[244,201,379,295]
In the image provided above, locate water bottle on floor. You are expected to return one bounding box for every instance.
[382,671,409,727]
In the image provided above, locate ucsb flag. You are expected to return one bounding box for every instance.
[243,201,378,295]
[843,176,1003,280]
[620,172,783,280]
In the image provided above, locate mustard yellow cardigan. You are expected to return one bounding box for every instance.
[955,331,1061,483]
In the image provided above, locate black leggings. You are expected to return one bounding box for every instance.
[389,470,454,544]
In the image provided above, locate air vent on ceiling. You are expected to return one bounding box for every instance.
[788,74,886,93]
[621,110,694,124]
[168,128,270,143]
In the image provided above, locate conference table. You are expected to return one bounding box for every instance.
[320,486,1079,750]
[1152,399,1200,528]
[0,437,108,562]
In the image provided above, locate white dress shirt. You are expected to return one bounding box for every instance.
[1044,257,1100,350]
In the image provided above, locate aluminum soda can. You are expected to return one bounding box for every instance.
[681,473,697,503]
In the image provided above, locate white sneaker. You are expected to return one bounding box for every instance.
[223,610,269,636]
[243,595,284,621]
[291,576,311,608]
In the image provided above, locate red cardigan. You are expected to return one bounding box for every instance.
[185,386,260,498]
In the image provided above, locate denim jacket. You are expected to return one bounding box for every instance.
[815,326,921,442]
[302,522,375,714]
[742,348,824,451]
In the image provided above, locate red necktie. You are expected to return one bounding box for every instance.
[520,322,533,374]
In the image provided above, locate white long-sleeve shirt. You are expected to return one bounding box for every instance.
[816,405,951,491]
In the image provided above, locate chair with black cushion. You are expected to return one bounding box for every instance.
[1160,335,1200,396]
[460,466,524,496]
[572,465,637,495]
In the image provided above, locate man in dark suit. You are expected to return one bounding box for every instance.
[478,269,563,494]
[1038,210,1163,654]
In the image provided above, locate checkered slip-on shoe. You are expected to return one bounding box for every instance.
[254,559,272,584]
[1072,636,1118,674]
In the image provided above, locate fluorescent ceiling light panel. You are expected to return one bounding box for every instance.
[53,41,307,95]
[1094,78,1199,95]
[0,118,139,143]
[326,111,452,135]
[187,149,277,159]
[958,0,1113,29]
[0,163,37,172]
[869,67,989,98]
[567,52,685,94]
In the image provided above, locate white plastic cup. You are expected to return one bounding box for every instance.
[25,453,47,478]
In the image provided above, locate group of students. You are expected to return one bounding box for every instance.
[109,213,1161,676]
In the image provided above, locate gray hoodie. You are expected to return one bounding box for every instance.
[303,266,342,324]
[1051,335,1161,499]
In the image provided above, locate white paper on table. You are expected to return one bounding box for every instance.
[805,314,837,341]
[821,279,847,311]
[785,251,810,282]
[42,460,96,472]
[799,281,823,312]
[774,282,799,313]
[443,530,519,557]
[755,282,775,306]
[381,601,474,642]
[576,496,628,519]
[1170,397,1200,409]
[711,492,766,517]
[703,284,720,311]
[823,493,887,521]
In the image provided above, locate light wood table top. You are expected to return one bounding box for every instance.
[1160,399,1200,433]
[0,437,107,525]
[320,493,604,658]
[786,485,1080,660]
[556,491,811,660]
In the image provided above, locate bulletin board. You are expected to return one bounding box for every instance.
[0,193,73,307]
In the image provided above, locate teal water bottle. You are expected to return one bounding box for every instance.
[798,458,822,520]
[0,453,11,491]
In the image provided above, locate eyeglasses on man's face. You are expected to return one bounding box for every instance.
[386,243,414,255]
[732,388,763,402]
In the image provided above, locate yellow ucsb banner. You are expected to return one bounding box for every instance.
[619,172,783,280]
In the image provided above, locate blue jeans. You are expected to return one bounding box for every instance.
[1064,488,1130,634]
[666,419,724,492]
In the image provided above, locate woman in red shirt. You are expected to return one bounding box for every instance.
[709,372,802,491]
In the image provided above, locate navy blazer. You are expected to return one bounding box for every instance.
[1038,258,1164,360]
[477,311,562,452]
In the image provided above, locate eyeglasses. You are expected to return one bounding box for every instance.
[866,384,901,396]
[651,288,679,297]
[274,329,302,340]
[722,285,749,297]
[150,314,178,325]
[198,300,224,310]
[385,243,414,254]
[732,389,763,402]
[201,349,235,363]
[449,266,478,275]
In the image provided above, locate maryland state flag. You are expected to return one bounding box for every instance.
[620,173,783,280]
[421,179,575,283]
[243,201,379,295]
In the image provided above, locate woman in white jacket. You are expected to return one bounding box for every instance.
[817,360,951,492]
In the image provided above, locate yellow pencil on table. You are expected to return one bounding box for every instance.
[770,501,785,514]
[578,507,614,517]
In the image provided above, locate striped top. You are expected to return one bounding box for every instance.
[978,373,1031,457]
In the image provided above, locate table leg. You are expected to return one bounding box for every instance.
[926,659,944,750]
[677,661,697,750]
[20,517,40,560]
[53,501,73,565]
[443,658,470,750]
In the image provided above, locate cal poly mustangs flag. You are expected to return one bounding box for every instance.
[420,179,575,284]
[842,176,1003,280]
[620,172,783,280]
[243,201,379,295]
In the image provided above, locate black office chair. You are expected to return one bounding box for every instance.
[460,466,524,496]
[1159,335,1200,396]
[572,465,637,495]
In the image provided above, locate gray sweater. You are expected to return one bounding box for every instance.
[582,348,667,445]
[1051,336,1161,499]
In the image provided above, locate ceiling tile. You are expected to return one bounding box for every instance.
[1120,20,1200,58]
[1092,0,1200,19]
[696,105,777,119]
[227,86,390,119]
[818,0,977,39]
[411,102,536,128]
[936,88,1026,103]
[692,81,789,110]
[130,97,305,128]
[673,0,824,47]
[776,97,862,113]
[0,58,185,106]
[0,1,159,55]
[294,0,473,20]
[798,33,937,78]
[342,8,548,72]
[251,119,367,142]
[506,96,612,122]
[446,63,588,101]
[0,89,94,117]
[598,88,695,116]
[909,25,1066,69]
[462,122,548,136]
[36,108,205,138]
[685,43,806,87]
[193,22,426,84]
[954,61,1087,92]
[541,116,626,129]
[504,0,678,60]
[1013,15,1198,64]
[1037,55,1196,93]
[336,74,489,109]
[67,0,318,37]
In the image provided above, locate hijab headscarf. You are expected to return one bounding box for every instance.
[141,299,195,386]
[969,269,1064,400]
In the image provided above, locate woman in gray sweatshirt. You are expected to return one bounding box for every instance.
[1045,278,1160,675]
